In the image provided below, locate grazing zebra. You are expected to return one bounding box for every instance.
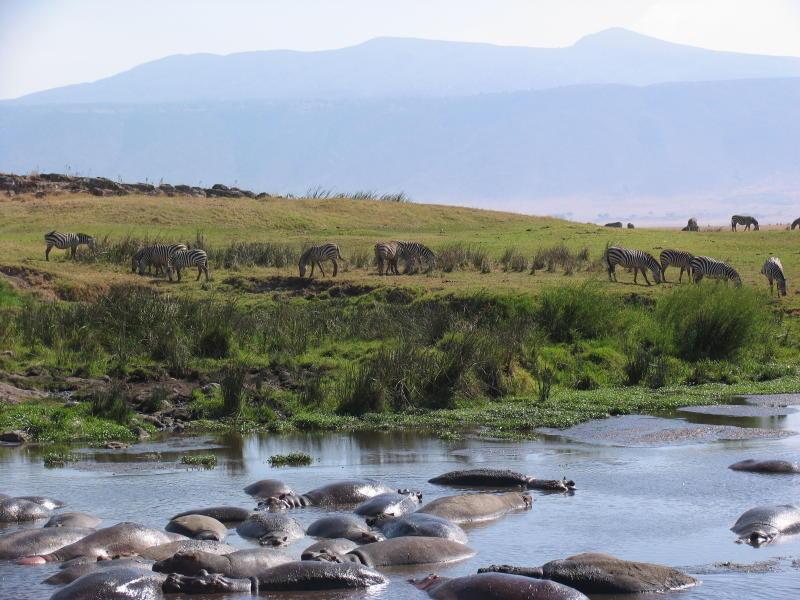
[397,241,436,274]
[605,246,663,285]
[761,257,787,296]
[133,243,188,275]
[604,222,623,228]
[659,249,694,283]
[791,217,800,230]
[690,256,741,286]
[731,215,759,231]
[299,243,344,278]
[682,218,699,232]
[44,231,95,261]
[165,249,209,282]
[374,241,401,275]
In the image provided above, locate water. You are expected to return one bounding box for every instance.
[2,396,800,599]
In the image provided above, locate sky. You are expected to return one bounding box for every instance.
[1,0,800,100]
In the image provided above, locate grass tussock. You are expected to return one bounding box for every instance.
[43,451,79,467]
[268,452,313,467]
[180,454,217,468]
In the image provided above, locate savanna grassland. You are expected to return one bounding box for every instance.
[1,192,800,445]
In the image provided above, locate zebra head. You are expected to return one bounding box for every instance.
[778,278,788,296]
[752,219,760,231]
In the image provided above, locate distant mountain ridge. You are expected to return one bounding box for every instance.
[9,28,800,104]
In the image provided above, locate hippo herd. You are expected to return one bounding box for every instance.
[1,461,799,599]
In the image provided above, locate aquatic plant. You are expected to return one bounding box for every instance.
[268,452,313,467]
[43,451,79,467]
[180,454,217,468]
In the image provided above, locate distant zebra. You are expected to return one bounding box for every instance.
[44,231,96,261]
[604,222,623,228]
[605,246,662,286]
[374,241,401,275]
[299,243,344,278]
[761,257,787,296]
[690,256,741,286]
[397,241,436,274]
[166,249,209,282]
[133,243,188,275]
[731,215,759,231]
[791,218,800,230]
[682,218,699,232]
[659,249,694,283]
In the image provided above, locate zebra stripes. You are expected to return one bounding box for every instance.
[44,231,95,261]
[791,218,800,231]
[397,241,436,274]
[166,249,209,282]
[299,243,344,278]
[731,215,759,231]
[761,257,787,296]
[133,243,188,275]
[605,246,662,285]
[690,256,741,285]
[374,241,401,275]
[659,249,694,283]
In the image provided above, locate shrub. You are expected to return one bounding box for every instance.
[536,284,618,343]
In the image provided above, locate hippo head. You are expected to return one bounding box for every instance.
[357,531,384,543]
[257,496,290,511]
[259,533,290,547]
[397,489,423,502]
[737,527,779,547]
[305,550,346,563]
[154,551,208,575]
[163,572,254,595]
[410,575,447,592]
[522,493,533,509]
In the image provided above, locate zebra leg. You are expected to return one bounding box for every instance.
[45,245,52,261]
[633,268,638,284]
[642,271,651,286]
[677,267,683,283]
[196,266,202,281]
[309,263,315,278]
[331,259,338,277]
[377,258,384,275]
[317,262,326,277]
[70,245,77,259]
[177,267,182,282]
[204,266,209,282]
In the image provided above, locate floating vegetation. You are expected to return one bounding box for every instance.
[43,451,79,468]
[180,454,217,469]
[269,452,313,467]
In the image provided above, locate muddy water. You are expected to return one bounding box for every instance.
[1,396,799,599]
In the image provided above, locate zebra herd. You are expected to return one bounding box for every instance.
[297,240,436,279]
[606,245,787,296]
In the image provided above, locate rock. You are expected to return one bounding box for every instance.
[0,382,47,404]
[132,426,150,441]
[142,415,166,429]
[201,383,221,395]
[0,430,30,444]
[0,350,13,357]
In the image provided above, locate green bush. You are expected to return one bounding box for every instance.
[536,283,618,343]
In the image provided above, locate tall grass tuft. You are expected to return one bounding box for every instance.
[536,283,618,343]
[90,381,132,425]
[531,244,591,275]
[438,243,491,273]
[499,247,528,272]
[221,363,248,415]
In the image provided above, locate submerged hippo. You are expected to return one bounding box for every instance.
[244,479,295,499]
[139,539,236,561]
[236,513,304,546]
[171,506,251,523]
[45,513,102,529]
[45,558,154,585]
[17,496,66,510]
[166,515,228,541]
[429,469,575,492]
[318,537,475,567]
[50,567,166,600]
[729,459,800,474]
[356,491,422,521]
[19,522,180,564]
[273,479,396,508]
[163,561,386,593]
[479,553,698,593]
[731,504,800,546]
[0,528,93,560]
[418,492,532,524]
[412,573,589,600]
[154,548,292,577]
[301,538,358,560]
[377,513,468,544]
[0,497,52,522]
[306,515,382,543]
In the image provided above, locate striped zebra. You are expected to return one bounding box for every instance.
[659,249,694,283]
[397,241,436,274]
[731,215,759,231]
[605,246,662,286]
[791,217,800,230]
[690,256,741,286]
[761,257,787,296]
[374,241,401,275]
[44,231,96,261]
[299,243,344,278]
[132,243,187,275]
[165,249,209,282]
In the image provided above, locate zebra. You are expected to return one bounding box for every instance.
[761,257,787,296]
[396,241,436,274]
[690,256,741,286]
[791,217,800,230]
[682,218,699,232]
[132,243,187,275]
[731,215,759,231]
[298,243,344,278]
[604,222,623,228]
[44,231,95,261]
[605,246,663,285]
[659,249,694,283]
[165,249,209,282]
[374,241,401,275]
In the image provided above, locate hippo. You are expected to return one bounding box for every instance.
[272,479,397,508]
[16,496,66,510]
[44,558,154,585]
[18,522,181,563]
[418,492,533,524]
[729,459,800,474]
[0,527,94,560]
[45,512,102,529]
[139,539,236,561]
[377,513,468,544]
[301,538,358,560]
[244,479,295,499]
[355,491,422,521]
[429,469,575,492]
[412,573,589,600]
[171,506,251,523]
[162,561,387,593]
[306,515,382,543]
[0,497,52,522]
[479,553,698,593]
[236,513,304,546]
[50,567,166,600]
[318,537,475,567]
[154,548,292,577]
[731,504,800,546]
[166,515,228,541]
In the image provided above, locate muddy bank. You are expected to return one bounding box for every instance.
[678,405,797,417]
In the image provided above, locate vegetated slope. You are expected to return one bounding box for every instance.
[8,29,800,104]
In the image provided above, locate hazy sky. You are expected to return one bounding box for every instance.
[2,0,799,99]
